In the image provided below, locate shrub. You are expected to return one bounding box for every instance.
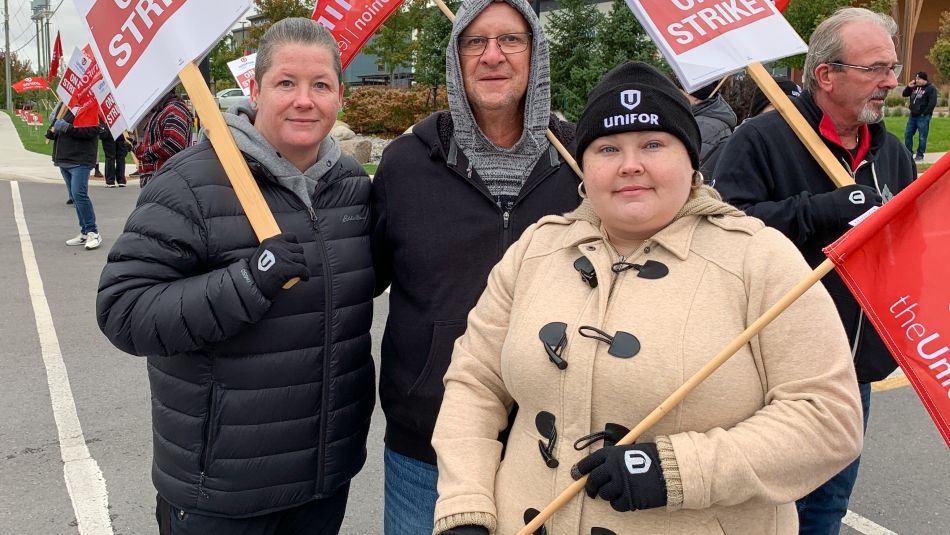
[344,86,448,135]
[885,95,905,108]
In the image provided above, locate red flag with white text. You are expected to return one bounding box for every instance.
[824,155,950,448]
[12,77,51,93]
[312,0,405,70]
[49,31,63,84]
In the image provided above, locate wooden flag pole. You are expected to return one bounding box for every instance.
[433,0,585,181]
[178,62,297,289]
[745,63,854,188]
[520,259,836,534]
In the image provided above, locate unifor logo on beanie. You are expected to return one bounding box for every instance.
[620,90,641,111]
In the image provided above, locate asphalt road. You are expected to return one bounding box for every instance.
[1,178,947,535]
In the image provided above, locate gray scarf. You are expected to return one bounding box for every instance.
[446,0,551,200]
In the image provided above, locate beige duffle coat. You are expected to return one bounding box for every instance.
[432,187,863,535]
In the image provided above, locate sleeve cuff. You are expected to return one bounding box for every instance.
[656,435,684,511]
[434,512,497,535]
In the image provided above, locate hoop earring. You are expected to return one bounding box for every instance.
[578,181,587,199]
[691,170,703,189]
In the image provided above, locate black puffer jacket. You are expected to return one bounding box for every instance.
[96,142,375,517]
[713,91,916,383]
[371,111,581,464]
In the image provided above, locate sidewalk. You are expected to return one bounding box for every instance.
[0,112,136,185]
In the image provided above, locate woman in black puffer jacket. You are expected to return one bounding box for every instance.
[96,18,374,535]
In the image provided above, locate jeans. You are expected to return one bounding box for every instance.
[384,448,438,535]
[904,114,931,157]
[796,381,872,535]
[155,484,349,535]
[60,165,97,234]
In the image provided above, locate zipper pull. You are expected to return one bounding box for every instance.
[308,206,317,222]
[503,210,511,229]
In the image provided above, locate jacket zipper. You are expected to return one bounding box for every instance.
[197,381,217,501]
[310,205,334,492]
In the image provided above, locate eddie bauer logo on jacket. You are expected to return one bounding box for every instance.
[257,250,276,272]
[343,213,367,224]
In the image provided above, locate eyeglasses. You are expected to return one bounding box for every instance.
[828,61,902,78]
[458,32,532,56]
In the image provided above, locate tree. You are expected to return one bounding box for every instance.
[1,51,41,109]
[547,0,605,121]
[209,35,242,91]
[597,0,667,74]
[247,0,315,50]
[929,12,950,83]
[363,0,428,82]
[775,0,850,70]
[414,0,459,109]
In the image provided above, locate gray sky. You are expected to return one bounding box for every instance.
[2,1,256,74]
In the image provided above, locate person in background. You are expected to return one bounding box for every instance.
[684,79,736,179]
[902,70,938,161]
[133,88,193,187]
[46,106,102,250]
[431,61,862,535]
[97,18,374,535]
[370,1,580,533]
[100,125,131,187]
[744,77,802,122]
[712,8,915,533]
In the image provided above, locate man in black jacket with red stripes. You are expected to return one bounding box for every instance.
[713,8,916,534]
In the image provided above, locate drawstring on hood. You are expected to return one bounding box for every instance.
[222,106,341,210]
[446,0,551,202]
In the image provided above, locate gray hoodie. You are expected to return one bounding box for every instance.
[446,0,552,201]
[220,102,342,210]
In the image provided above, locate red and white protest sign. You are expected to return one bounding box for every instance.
[227,53,257,96]
[12,77,51,93]
[57,46,102,111]
[27,112,44,126]
[92,78,128,139]
[624,0,806,91]
[74,0,249,130]
[825,155,950,448]
[313,0,405,69]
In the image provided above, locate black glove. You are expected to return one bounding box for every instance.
[442,526,489,535]
[572,443,667,512]
[810,184,882,231]
[248,233,310,299]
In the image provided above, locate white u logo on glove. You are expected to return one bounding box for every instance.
[257,250,276,272]
[848,190,867,205]
[624,450,651,475]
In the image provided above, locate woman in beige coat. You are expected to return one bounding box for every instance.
[431,62,864,535]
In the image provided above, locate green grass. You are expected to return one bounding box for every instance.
[883,115,950,152]
[363,163,377,175]
[4,110,134,164]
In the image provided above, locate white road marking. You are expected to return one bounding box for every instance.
[844,510,898,534]
[11,182,114,534]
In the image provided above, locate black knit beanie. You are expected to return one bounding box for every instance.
[748,77,801,118]
[575,61,701,170]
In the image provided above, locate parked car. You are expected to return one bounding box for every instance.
[215,88,248,110]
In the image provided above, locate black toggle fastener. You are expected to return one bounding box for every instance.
[573,422,632,451]
[591,528,617,535]
[611,259,670,279]
[535,411,559,468]
[578,325,641,359]
[573,256,598,288]
[539,322,568,370]
[523,508,548,535]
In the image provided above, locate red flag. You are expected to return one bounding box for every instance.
[49,31,63,83]
[773,0,791,12]
[72,91,101,128]
[824,156,950,448]
[312,0,405,70]
[12,77,51,93]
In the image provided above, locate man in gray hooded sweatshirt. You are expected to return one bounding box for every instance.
[371,1,580,533]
